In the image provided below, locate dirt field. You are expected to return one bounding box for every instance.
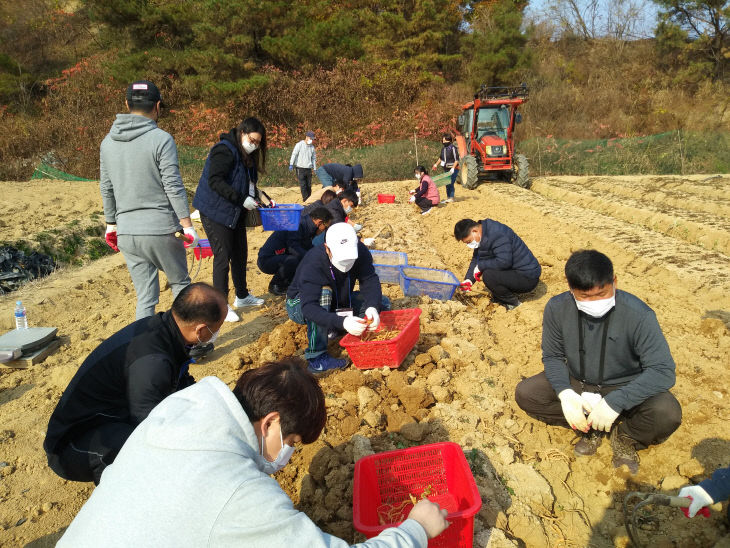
[1,175,729,547]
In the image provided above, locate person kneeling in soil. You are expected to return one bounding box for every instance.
[515,250,682,474]
[44,282,227,485]
[57,358,449,547]
[678,465,730,521]
[408,165,439,215]
[454,218,541,310]
[257,207,333,296]
[286,223,389,374]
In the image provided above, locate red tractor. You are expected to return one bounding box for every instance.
[455,84,530,189]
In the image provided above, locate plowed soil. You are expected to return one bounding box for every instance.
[1,175,729,547]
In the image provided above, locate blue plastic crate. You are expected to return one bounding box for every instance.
[399,266,460,300]
[370,250,408,284]
[259,204,303,231]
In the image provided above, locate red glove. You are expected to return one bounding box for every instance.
[473,265,482,282]
[105,226,119,252]
[275,248,286,255]
[459,280,472,291]
[681,496,711,518]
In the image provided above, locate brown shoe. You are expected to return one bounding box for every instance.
[574,430,603,456]
[610,429,639,474]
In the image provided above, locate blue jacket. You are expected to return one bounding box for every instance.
[258,215,319,260]
[700,466,730,505]
[466,219,541,280]
[286,243,382,330]
[322,163,363,186]
[193,134,258,229]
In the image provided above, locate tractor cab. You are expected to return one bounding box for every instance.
[455,84,530,189]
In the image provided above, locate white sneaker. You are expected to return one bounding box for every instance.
[444,198,454,203]
[234,294,264,308]
[421,208,432,215]
[225,306,240,322]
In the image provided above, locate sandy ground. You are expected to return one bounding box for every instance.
[0,175,729,547]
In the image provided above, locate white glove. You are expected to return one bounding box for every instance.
[409,189,416,195]
[243,196,258,210]
[678,485,713,518]
[364,307,380,331]
[448,168,455,175]
[343,315,367,336]
[558,389,593,432]
[353,223,363,232]
[183,226,200,248]
[363,237,375,247]
[586,398,620,432]
[408,196,415,203]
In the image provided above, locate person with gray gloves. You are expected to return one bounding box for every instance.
[100,80,197,320]
[57,358,449,547]
[515,250,681,475]
[193,117,269,322]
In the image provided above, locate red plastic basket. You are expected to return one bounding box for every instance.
[353,442,482,548]
[377,193,396,203]
[339,309,421,369]
[184,238,213,260]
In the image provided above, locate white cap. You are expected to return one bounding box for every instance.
[325,223,359,261]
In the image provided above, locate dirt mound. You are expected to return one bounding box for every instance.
[1,176,729,547]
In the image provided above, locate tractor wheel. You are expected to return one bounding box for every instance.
[510,154,530,189]
[461,155,479,189]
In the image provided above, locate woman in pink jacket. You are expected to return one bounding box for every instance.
[409,166,440,215]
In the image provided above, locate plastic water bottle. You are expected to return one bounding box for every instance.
[14,301,28,330]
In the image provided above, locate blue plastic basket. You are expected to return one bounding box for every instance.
[259,204,303,231]
[370,250,408,284]
[399,266,460,300]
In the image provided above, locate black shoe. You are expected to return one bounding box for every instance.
[610,429,639,474]
[189,342,214,360]
[574,431,603,456]
[268,281,287,296]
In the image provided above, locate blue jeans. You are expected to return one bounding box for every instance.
[286,291,391,359]
[315,167,334,187]
[445,167,458,199]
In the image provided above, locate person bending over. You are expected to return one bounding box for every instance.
[57,358,449,547]
[454,218,540,310]
[44,283,227,484]
[408,165,440,215]
[515,250,681,474]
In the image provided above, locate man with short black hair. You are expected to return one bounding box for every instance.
[325,189,358,225]
[44,282,227,485]
[454,217,540,310]
[515,250,682,474]
[58,358,449,547]
[257,208,333,295]
[100,80,199,320]
[303,180,346,207]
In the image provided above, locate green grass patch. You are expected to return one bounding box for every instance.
[520,131,730,176]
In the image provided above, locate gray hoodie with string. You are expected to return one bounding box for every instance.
[100,113,190,235]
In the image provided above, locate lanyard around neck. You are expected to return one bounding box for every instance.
[577,310,612,386]
[329,266,351,308]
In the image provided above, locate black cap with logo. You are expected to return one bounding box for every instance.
[126,80,165,109]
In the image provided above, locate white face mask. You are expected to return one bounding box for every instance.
[466,236,479,250]
[415,174,421,180]
[242,137,258,154]
[344,205,353,214]
[194,326,219,348]
[332,257,356,273]
[260,427,295,475]
[305,138,313,145]
[573,287,616,318]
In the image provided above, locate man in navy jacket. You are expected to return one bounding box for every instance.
[454,218,541,309]
[257,208,333,295]
[285,223,387,374]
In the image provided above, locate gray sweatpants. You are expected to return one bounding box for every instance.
[118,233,190,319]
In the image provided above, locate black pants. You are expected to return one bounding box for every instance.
[257,253,301,286]
[297,168,313,201]
[514,372,682,450]
[480,269,538,306]
[201,214,249,299]
[48,422,135,485]
[415,197,434,212]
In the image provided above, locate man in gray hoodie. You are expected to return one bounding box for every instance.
[100,80,199,320]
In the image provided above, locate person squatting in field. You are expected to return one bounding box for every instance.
[455,217,541,310]
[44,283,227,485]
[57,358,450,548]
[257,207,333,296]
[100,80,198,320]
[515,250,682,474]
[193,117,270,323]
[285,223,389,374]
[408,165,440,215]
